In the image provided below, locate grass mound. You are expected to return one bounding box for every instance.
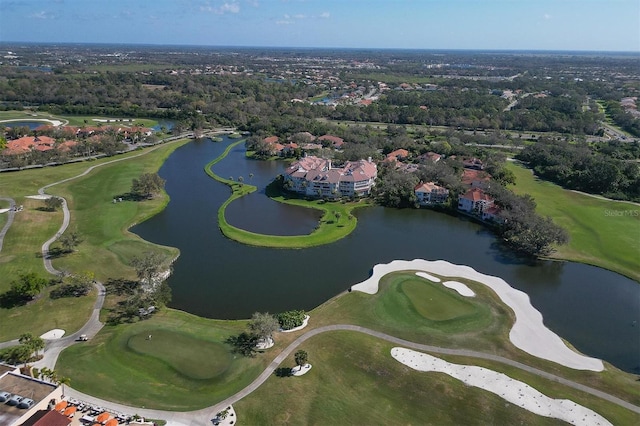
[400,277,476,321]
[57,310,267,411]
[127,329,231,380]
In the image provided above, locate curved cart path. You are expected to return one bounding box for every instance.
[0,197,16,253]
[63,325,640,426]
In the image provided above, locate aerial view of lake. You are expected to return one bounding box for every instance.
[133,137,640,373]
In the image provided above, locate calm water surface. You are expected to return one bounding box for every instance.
[133,138,640,373]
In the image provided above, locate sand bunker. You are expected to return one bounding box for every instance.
[352,259,604,371]
[0,209,9,214]
[40,329,65,339]
[291,364,313,376]
[392,348,611,426]
[442,280,476,297]
[415,271,441,282]
[25,195,52,200]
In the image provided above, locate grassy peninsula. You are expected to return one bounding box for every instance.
[205,140,370,249]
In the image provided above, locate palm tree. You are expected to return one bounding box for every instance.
[294,350,308,372]
[57,376,71,397]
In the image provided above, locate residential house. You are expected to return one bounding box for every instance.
[283,156,377,199]
[3,136,56,155]
[458,188,494,215]
[482,205,504,223]
[418,152,442,163]
[415,182,449,206]
[462,157,484,170]
[384,149,409,163]
[462,169,491,189]
[317,135,345,149]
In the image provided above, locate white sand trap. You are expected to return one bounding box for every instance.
[255,337,274,350]
[442,280,476,297]
[0,118,62,127]
[40,329,65,339]
[25,195,52,200]
[92,118,132,123]
[281,315,310,333]
[352,259,604,371]
[0,209,9,214]
[392,348,611,426]
[291,364,312,376]
[415,271,441,282]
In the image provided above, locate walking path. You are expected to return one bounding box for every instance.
[60,324,640,426]
[0,197,16,253]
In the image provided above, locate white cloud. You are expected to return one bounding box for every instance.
[30,10,55,19]
[293,14,306,19]
[544,13,552,20]
[319,11,330,19]
[276,20,293,25]
[201,1,240,14]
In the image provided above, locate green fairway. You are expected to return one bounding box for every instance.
[127,329,231,380]
[56,310,268,411]
[507,162,640,282]
[207,141,371,248]
[401,277,476,320]
[0,139,188,340]
[236,331,638,426]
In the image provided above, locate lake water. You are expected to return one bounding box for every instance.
[133,137,640,373]
[1,120,52,129]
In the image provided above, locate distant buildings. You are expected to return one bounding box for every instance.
[283,156,377,199]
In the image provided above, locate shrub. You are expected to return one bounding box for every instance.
[276,310,306,330]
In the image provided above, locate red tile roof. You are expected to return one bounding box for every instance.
[462,169,491,186]
[460,188,493,202]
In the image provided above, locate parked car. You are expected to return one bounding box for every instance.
[18,398,34,409]
[0,391,11,402]
[7,395,23,406]
[77,334,88,341]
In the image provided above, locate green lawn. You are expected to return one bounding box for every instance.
[236,332,638,426]
[56,310,269,411]
[0,139,188,340]
[207,141,371,248]
[54,270,640,417]
[507,162,640,282]
[400,276,476,320]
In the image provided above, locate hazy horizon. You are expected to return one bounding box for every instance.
[0,0,638,53]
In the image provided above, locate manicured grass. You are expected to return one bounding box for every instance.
[0,285,96,342]
[206,141,371,248]
[237,331,638,425]
[314,272,502,351]
[56,310,269,411]
[400,276,476,320]
[50,145,183,281]
[0,139,188,340]
[127,329,232,380]
[55,270,640,414]
[507,162,640,282]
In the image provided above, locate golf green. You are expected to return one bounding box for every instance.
[127,329,231,380]
[401,278,475,321]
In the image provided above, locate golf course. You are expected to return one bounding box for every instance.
[0,114,638,425]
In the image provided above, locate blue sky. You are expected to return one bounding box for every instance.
[0,0,638,51]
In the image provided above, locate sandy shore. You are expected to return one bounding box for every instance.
[392,348,611,426]
[352,259,604,372]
